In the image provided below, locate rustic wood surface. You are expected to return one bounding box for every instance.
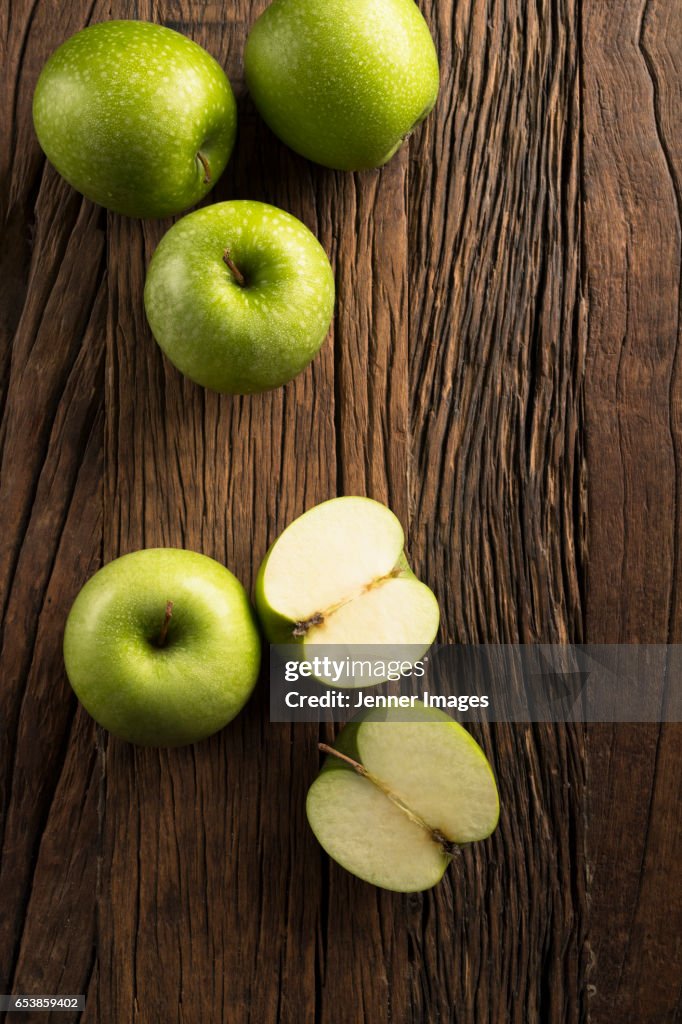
[1,0,680,1021]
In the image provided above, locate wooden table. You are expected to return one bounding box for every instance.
[1,2,680,1021]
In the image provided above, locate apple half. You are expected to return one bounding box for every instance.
[306,706,499,891]
[255,497,440,681]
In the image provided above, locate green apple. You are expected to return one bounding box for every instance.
[255,497,440,680]
[244,0,440,171]
[63,548,260,746]
[144,200,335,393]
[306,705,499,891]
[33,20,237,218]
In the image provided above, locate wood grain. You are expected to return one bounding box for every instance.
[0,139,106,1017]
[0,0,680,1021]
[408,2,587,1020]
[96,2,412,1022]
[582,1,682,1021]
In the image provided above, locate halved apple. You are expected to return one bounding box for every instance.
[306,705,499,892]
[255,497,440,682]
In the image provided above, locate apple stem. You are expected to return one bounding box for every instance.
[432,830,459,856]
[318,742,459,857]
[223,249,247,288]
[157,601,174,647]
[197,151,211,184]
[318,742,368,776]
[293,612,324,638]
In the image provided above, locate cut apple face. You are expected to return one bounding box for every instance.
[255,497,440,681]
[306,706,499,892]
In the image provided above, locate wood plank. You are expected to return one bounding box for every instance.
[0,3,109,1013]
[0,185,106,1021]
[314,157,412,1023]
[2,0,681,1021]
[409,1,587,1020]
[582,1,682,1020]
[94,2,411,1021]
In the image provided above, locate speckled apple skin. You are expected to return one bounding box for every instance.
[63,548,261,747]
[244,0,440,171]
[33,20,237,218]
[144,200,336,394]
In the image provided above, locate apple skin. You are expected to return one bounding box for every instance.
[63,548,261,747]
[144,200,335,394]
[244,0,440,171]
[254,548,299,645]
[33,20,237,218]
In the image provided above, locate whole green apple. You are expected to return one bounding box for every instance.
[244,0,440,171]
[144,200,335,393]
[33,20,237,218]
[63,548,261,746]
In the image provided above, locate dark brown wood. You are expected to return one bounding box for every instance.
[409,3,588,1020]
[0,1,680,1023]
[582,2,682,1021]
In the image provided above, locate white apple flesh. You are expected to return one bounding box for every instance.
[306,706,500,891]
[255,497,440,680]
